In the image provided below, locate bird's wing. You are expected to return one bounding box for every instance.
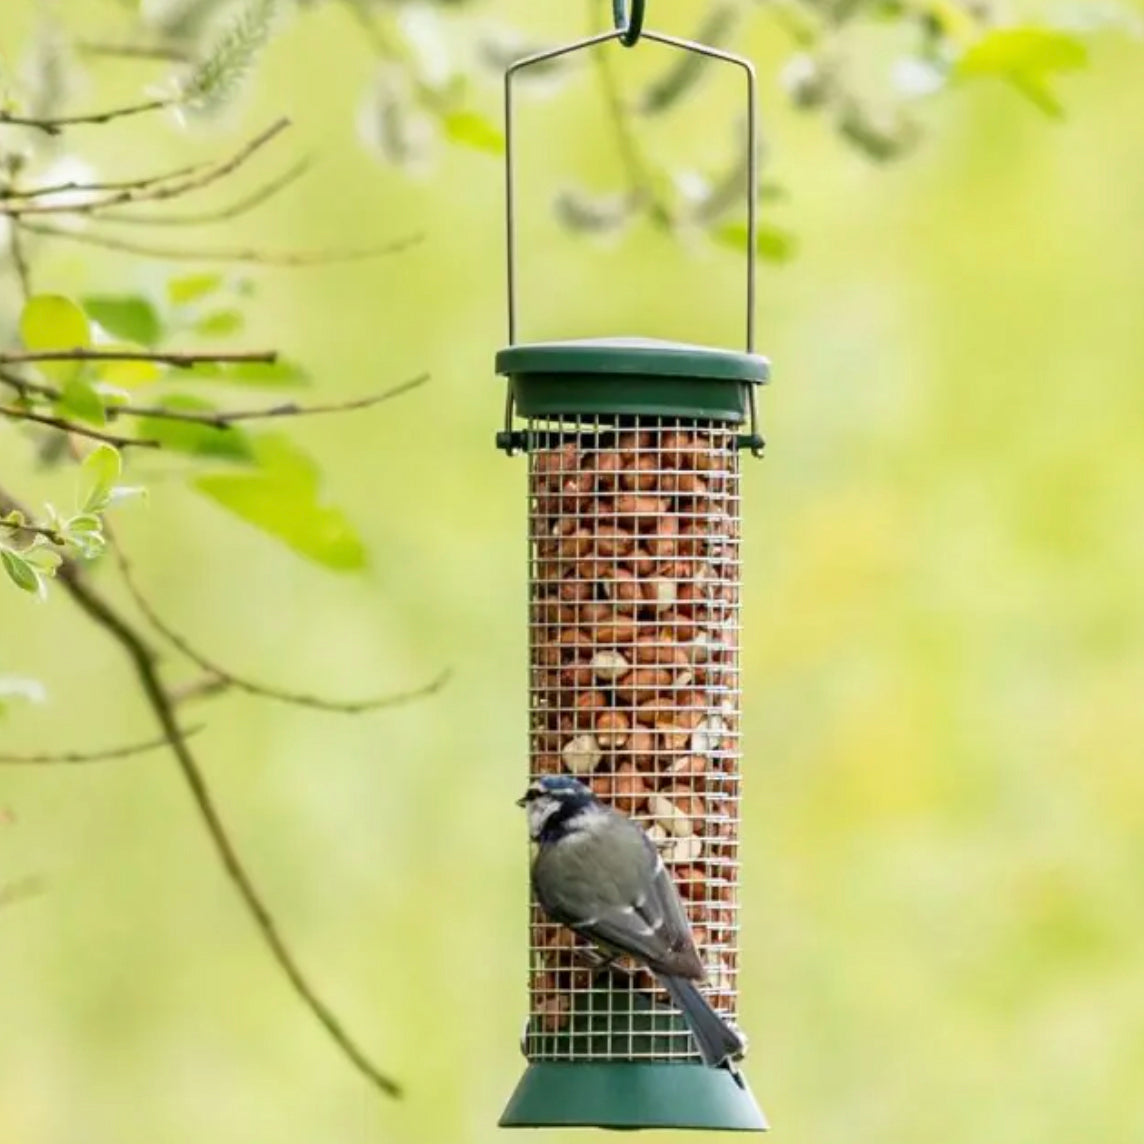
[533,814,704,980]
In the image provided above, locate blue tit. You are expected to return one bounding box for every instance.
[517,774,747,1069]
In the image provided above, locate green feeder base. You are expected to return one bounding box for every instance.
[499,1062,768,1132]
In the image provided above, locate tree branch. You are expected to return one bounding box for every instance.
[0,97,176,135]
[118,545,451,713]
[119,374,430,428]
[77,41,193,63]
[0,404,160,448]
[0,484,404,1099]
[16,219,424,265]
[0,369,427,432]
[97,158,314,227]
[0,514,65,545]
[7,224,32,298]
[0,726,203,765]
[1,159,213,203]
[0,347,276,368]
[3,118,292,217]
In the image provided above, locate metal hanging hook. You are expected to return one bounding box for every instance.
[612,0,646,46]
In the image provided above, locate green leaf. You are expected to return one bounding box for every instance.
[1,547,42,595]
[57,374,107,425]
[193,309,244,338]
[22,545,62,575]
[81,443,121,513]
[956,28,1088,118]
[92,343,163,388]
[193,435,366,571]
[20,294,90,352]
[180,358,310,387]
[713,219,798,263]
[957,28,1088,76]
[443,109,505,155]
[82,295,162,346]
[19,294,91,384]
[167,272,225,305]
[136,395,255,461]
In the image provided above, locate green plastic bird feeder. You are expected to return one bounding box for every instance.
[496,2,769,1132]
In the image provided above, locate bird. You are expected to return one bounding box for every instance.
[517,773,747,1069]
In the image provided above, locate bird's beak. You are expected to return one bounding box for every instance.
[514,795,527,808]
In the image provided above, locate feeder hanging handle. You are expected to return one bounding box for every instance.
[500,13,764,456]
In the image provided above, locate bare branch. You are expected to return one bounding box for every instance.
[0,404,159,448]
[170,673,231,706]
[16,219,424,265]
[0,726,204,765]
[77,41,193,63]
[0,515,65,545]
[1,159,212,203]
[98,158,314,227]
[0,368,54,400]
[116,545,450,714]
[121,374,429,427]
[0,347,276,368]
[7,224,32,298]
[3,119,291,218]
[0,97,176,135]
[0,368,427,431]
[0,483,403,1099]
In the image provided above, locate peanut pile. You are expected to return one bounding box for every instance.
[525,425,742,1047]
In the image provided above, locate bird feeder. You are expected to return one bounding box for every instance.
[497,3,769,1132]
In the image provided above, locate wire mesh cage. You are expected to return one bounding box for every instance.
[525,417,743,1063]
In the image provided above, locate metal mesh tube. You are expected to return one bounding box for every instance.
[524,414,742,1063]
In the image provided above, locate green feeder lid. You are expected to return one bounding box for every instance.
[495,337,769,428]
[496,337,770,383]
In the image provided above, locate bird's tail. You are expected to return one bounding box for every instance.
[660,975,748,1069]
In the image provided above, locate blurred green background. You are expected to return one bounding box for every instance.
[3,2,1144,1142]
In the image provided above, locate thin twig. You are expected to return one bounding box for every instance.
[17,219,424,265]
[77,41,193,63]
[0,369,426,428]
[0,97,176,135]
[8,225,32,298]
[170,674,231,706]
[0,483,402,1099]
[1,159,212,203]
[97,158,313,227]
[0,368,53,399]
[0,516,65,545]
[122,374,429,427]
[5,119,292,218]
[0,348,276,368]
[0,726,204,765]
[0,404,159,448]
[116,545,449,714]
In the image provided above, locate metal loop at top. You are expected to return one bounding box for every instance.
[612,0,646,46]
[504,29,758,351]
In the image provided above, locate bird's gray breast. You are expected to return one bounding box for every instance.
[532,809,655,921]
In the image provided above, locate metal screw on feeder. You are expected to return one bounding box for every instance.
[497,1,770,1132]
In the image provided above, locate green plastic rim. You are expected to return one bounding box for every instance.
[496,337,769,423]
[500,1062,768,1131]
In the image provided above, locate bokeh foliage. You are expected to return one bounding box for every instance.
[3,1,1144,1143]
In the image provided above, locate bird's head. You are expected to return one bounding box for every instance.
[516,774,601,842]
